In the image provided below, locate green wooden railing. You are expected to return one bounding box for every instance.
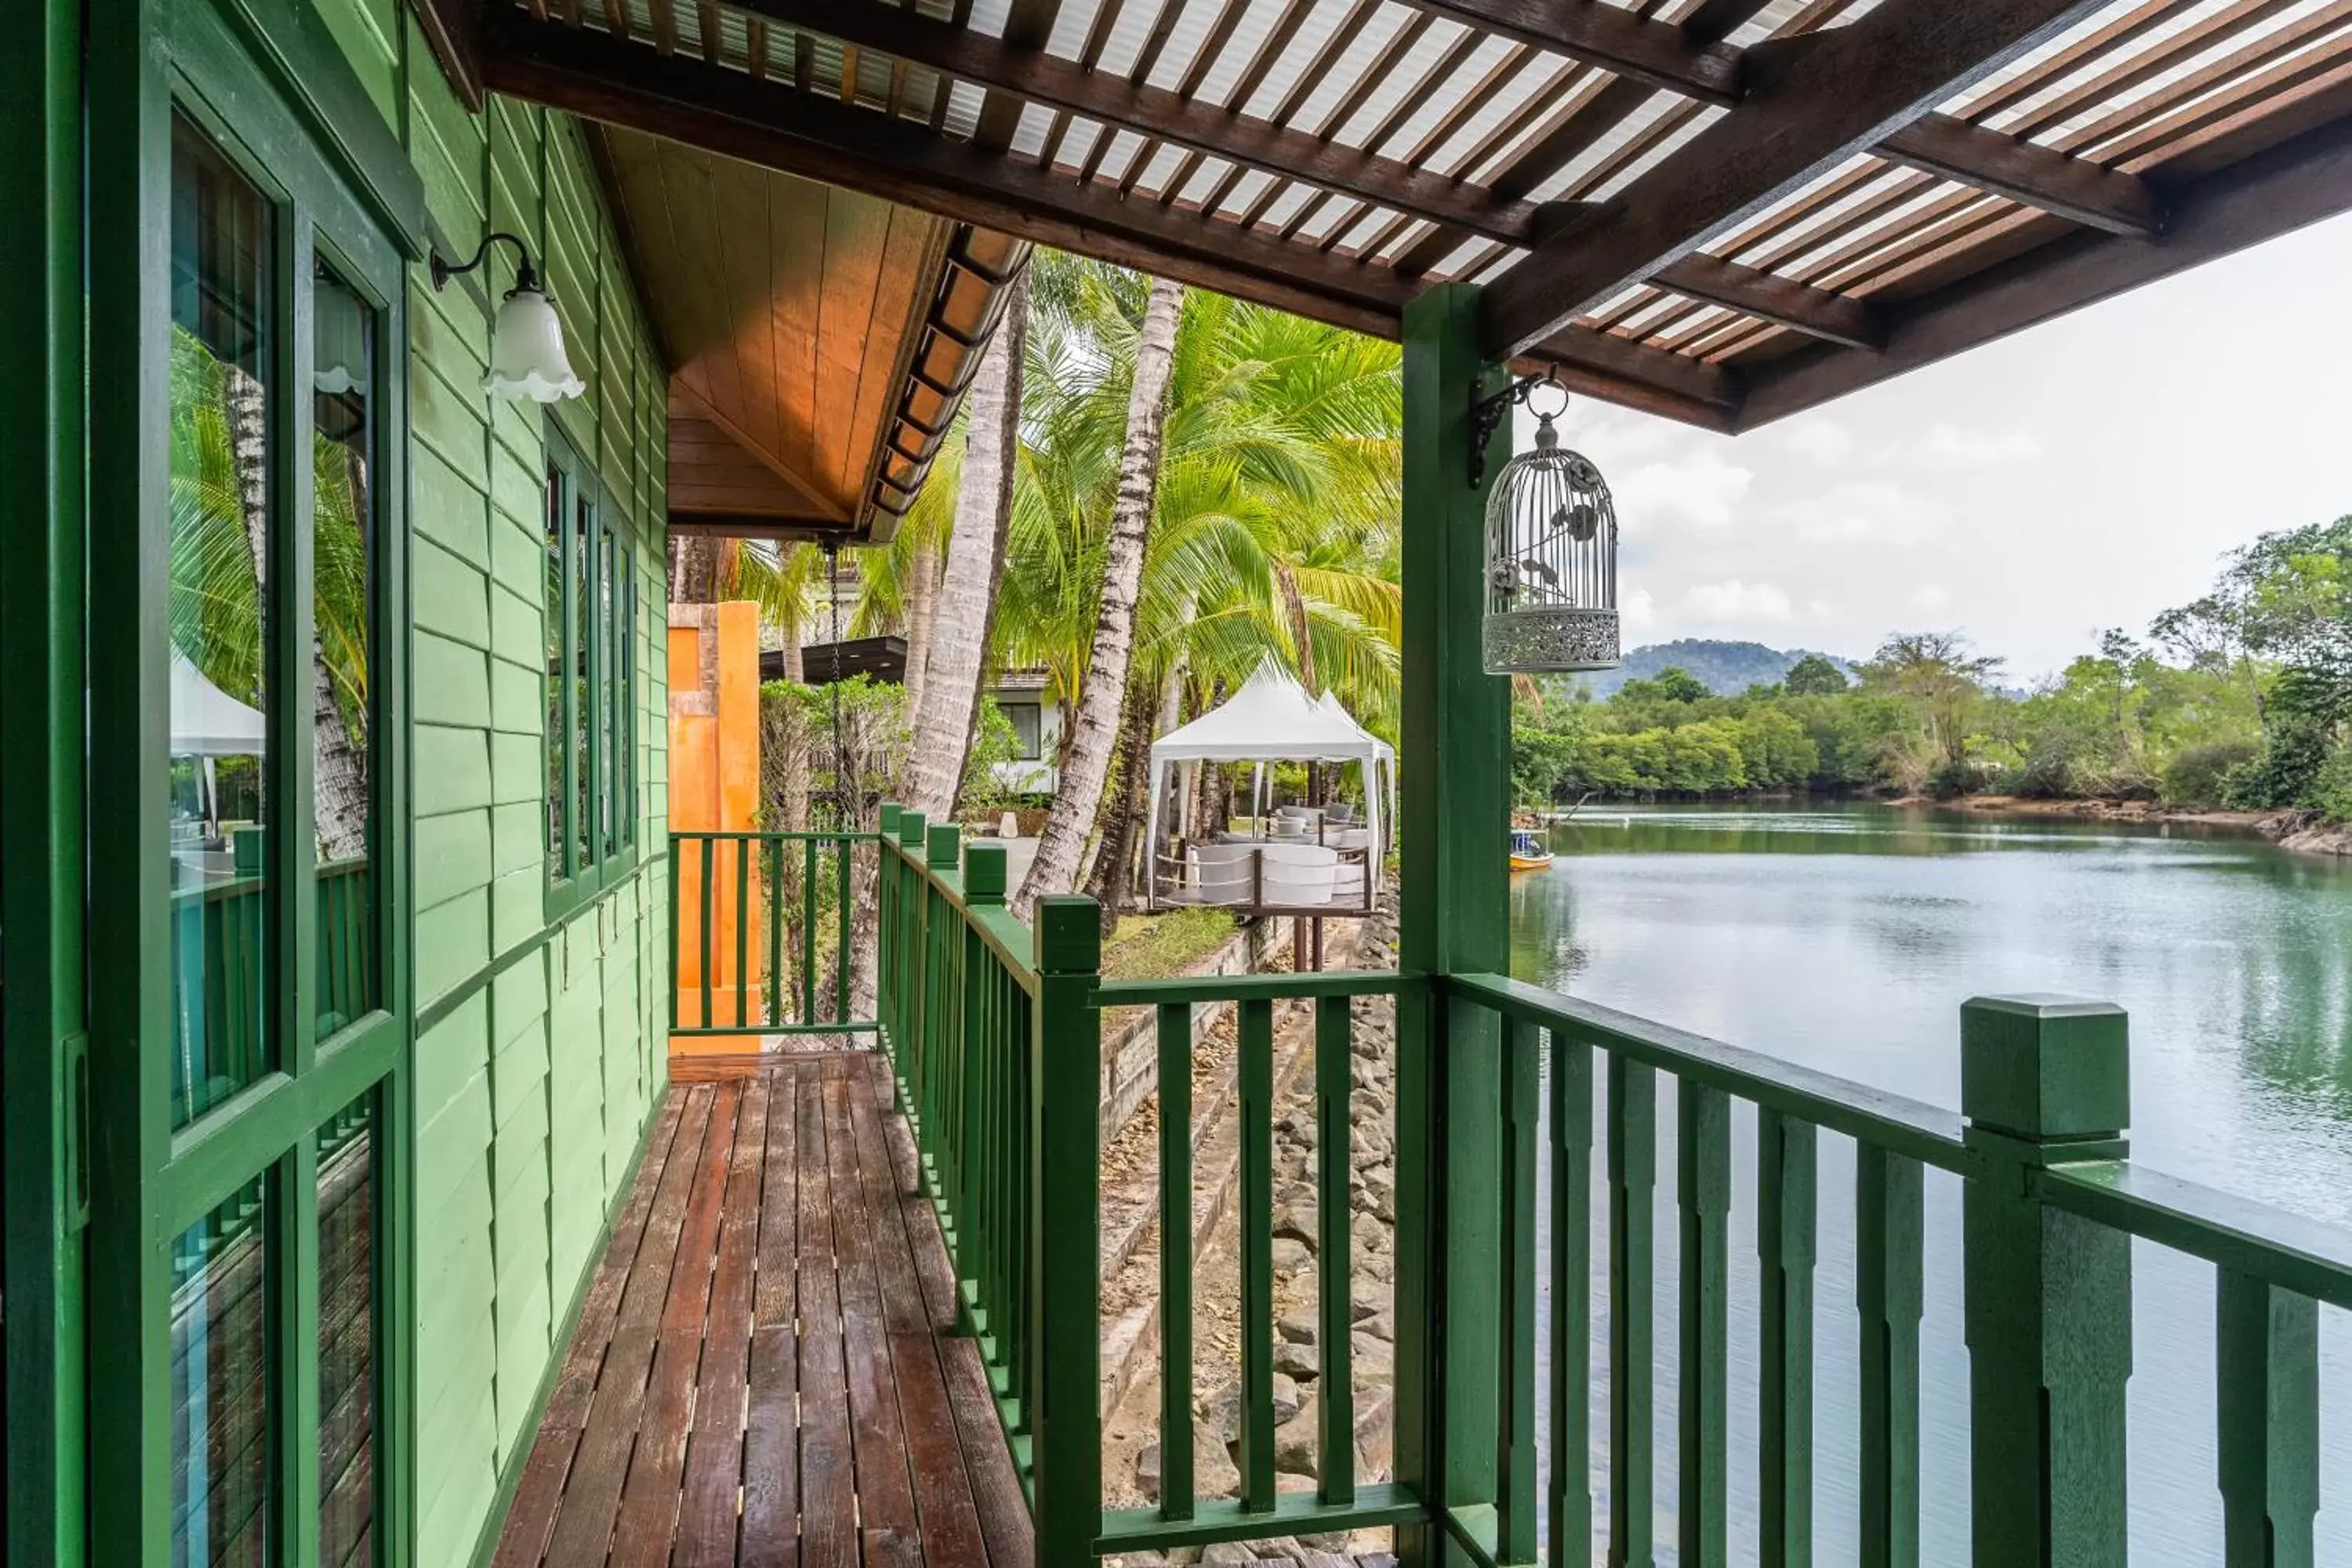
[666,829,877,1038]
[873,803,2352,1567]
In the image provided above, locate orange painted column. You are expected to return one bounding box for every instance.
[667,600,766,1053]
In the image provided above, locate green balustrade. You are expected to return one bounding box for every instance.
[664,829,877,1039]
[855,808,2352,1568]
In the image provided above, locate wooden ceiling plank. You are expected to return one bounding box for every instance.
[649,0,678,55]
[672,382,851,521]
[746,14,767,77]
[601,0,630,42]
[1878,113,2165,236]
[1483,0,2119,358]
[1671,0,1781,43]
[1739,110,2352,426]
[767,166,828,484]
[2073,13,2352,168]
[1118,0,1257,196]
[1153,0,1319,204]
[1392,0,1742,105]
[724,0,1549,244]
[1653,252,1885,350]
[699,1,723,64]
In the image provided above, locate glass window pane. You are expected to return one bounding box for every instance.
[172,1173,273,1566]
[169,112,275,1127]
[620,569,635,846]
[1006,702,1043,760]
[601,526,616,858]
[545,466,565,875]
[318,1094,377,1566]
[312,261,377,1039]
[573,495,592,871]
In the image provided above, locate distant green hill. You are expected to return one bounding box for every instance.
[1573,640,1858,698]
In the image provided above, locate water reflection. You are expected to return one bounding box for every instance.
[1514,804,2352,1564]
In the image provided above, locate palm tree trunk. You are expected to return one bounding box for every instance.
[901,267,1028,820]
[311,445,372,859]
[902,532,940,720]
[1012,274,1185,920]
[671,534,719,603]
[1080,671,1157,932]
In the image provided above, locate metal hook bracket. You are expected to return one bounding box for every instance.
[1468,365,1567,486]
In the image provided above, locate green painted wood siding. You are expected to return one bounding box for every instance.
[308,8,671,1565]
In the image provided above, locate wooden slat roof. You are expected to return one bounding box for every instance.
[435,0,2352,432]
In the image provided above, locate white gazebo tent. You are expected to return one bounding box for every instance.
[1143,665,1393,916]
[171,649,268,833]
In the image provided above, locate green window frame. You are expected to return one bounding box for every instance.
[80,0,425,1562]
[544,432,637,919]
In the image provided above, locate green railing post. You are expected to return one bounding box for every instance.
[1397,281,1513,1568]
[925,822,962,1193]
[1030,895,1102,1568]
[1960,996,2132,1568]
[898,811,930,1116]
[2215,1268,2318,1568]
[877,804,902,1047]
[957,840,1007,1316]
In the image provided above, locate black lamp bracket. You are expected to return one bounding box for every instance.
[1468,365,1567,486]
[430,231,539,296]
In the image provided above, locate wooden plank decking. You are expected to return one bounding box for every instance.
[491,1052,1034,1568]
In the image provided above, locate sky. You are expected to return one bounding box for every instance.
[1519,209,2352,685]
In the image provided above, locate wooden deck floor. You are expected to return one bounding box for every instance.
[490,1052,1034,1568]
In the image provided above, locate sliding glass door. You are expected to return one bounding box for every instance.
[85,0,416,1559]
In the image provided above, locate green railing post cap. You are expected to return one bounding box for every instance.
[1033,895,1102,975]
[1960,994,2129,1142]
[898,809,928,848]
[964,841,1007,903]
[927,821,960,868]
[879,800,902,833]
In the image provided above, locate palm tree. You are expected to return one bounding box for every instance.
[1012,273,1186,919]
[993,267,1404,921]
[902,265,1030,820]
[172,325,372,859]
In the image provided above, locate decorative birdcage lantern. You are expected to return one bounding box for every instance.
[1470,369,1621,674]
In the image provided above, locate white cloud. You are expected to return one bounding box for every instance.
[1621,585,1658,632]
[1915,423,2045,466]
[1613,453,1755,532]
[1682,579,1795,623]
[1775,417,1857,465]
[1908,583,1955,615]
[1786,479,1942,545]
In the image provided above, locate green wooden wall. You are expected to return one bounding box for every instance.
[312,3,672,1563]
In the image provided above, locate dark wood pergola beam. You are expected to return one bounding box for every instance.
[1396,0,1744,106]
[1482,0,2118,359]
[479,9,1733,427]
[1653,252,1886,350]
[727,0,1553,245]
[1737,111,2352,428]
[1880,114,2168,237]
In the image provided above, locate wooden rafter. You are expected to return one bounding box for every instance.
[1739,111,2352,426]
[724,0,1555,244]
[1392,0,1744,105]
[1653,253,1886,351]
[481,7,1723,423]
[1879,114,2169,238]
[1482,0,2118,358]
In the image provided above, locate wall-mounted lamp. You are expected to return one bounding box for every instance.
[430,232,585,403]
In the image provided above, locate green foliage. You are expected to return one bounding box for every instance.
[956,698,1022,823]
[1784,653,1849,695]
[2225,714,2329,810]
[2162,739,2260,808]
[2310,744,2352,824]
[1099,907,1239,981]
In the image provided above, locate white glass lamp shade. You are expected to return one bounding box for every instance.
[482,285,585,402]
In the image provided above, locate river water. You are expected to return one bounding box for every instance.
[1510,804,2352,1565]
